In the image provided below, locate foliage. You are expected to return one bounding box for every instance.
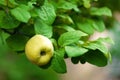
[0,0,113,73]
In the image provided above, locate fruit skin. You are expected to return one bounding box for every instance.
[25,35,54,66]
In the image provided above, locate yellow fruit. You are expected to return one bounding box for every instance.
[25,35,54,66]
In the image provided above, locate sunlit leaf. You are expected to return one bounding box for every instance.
[58,31,88,46]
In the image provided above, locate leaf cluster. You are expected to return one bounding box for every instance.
[0,0,113,73]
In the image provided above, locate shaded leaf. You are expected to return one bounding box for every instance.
[71,57,80,64]
[0,10,20,29]
[84,49,108,67]
[6,34,29,51]
[19,25,35,37]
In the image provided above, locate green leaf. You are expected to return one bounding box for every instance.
[34,19,52,38]
[58,1,79,12]
[77,21,94,34]
[84,49,108,67]
[97,37,114,44]
[0,11,20,29]
[55,48,65,58]
[90,19,105,32]
[51,53,67,73]
[84,41,108,53]
[82,0,91,8]
[10,5,31,23]
[90,7,112,17]
[30,7,42,17]
[65,46,88,57]
[38,2,56,25]
[58,30,88,47]
[6,34,29,51]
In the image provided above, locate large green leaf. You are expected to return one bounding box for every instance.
[10,5,31,23]
[65,46,88,57]
[90,7,112,17]
[58,30,88,47]
[84,37,114,53]
[6,34,29,51]
[84,49,108,67]
[84,37,113,61]
[84,41,108,53]
[34,19,52,38]
[51,53,67,73]
[0,11,20,29]
[38,2,56,25]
